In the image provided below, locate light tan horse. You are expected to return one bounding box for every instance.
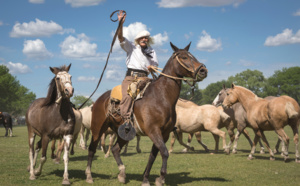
[169,99,230,154]
[223,84,300,162]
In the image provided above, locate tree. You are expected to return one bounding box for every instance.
[179,81,202,104]
[227,69,267,97]
[71,95,93,108]
[0,65,36,116]
[201,80,230,104]
[265,67,300,103]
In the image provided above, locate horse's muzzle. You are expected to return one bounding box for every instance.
[64,87,74,98]
[195,65,207,81]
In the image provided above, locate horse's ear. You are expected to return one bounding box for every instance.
[50,67,59,75]
[184,42,192,51]
[231,83,235,89]
[170,42,179,52]
[222,84,226,90]
[66,63,72,72]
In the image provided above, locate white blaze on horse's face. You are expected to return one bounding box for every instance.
[56,71,73,98]
[212,93,220,106]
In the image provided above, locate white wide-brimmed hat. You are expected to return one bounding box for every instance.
[134,30,150,40]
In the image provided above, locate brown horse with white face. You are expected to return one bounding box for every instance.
[223,84,300,162]
[26,64,75,185]
[85,42,207,185]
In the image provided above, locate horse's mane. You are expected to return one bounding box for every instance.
[42,65,69,107]
[235,86,257,99]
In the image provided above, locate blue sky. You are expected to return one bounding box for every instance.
[1,0,300,101]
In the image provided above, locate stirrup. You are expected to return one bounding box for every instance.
[118,121,136,141]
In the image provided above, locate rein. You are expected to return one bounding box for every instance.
[78,10,126,109]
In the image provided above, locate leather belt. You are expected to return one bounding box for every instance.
[126,68,148,77]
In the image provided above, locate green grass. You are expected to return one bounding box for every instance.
[0,125,299,186]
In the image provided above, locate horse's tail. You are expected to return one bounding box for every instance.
[285,102,299,119]
[218,109,231,124]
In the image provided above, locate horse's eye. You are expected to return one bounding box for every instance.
[56,77,60,80]
[181,56,187,59]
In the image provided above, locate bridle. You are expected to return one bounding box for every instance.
[149,51,206,99]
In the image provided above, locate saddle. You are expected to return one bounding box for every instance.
[110,77,151,102]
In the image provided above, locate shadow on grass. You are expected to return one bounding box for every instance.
[48,169,111,181]
[69,155,98,161]
[125,171,230,185]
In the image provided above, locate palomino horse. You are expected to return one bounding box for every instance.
[0,112,13,137]
[85,42,207,185]
[212,85,269,154]
[26,64,75,185]
[169,99,230,154]
[79,104,93,149]
[223,84,300,162]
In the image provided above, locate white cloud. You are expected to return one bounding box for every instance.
[77,76,98,82]
[239,59,255,67]
[5,62,32,74]
[106,69,124,81]
[226,61,232,65]
[65,0,105,7]
[29,0,45,4]
[293,9,300,16]
[112,22,169,51]
[0,21,3,26]
[264,28,300,46]
[196,30,222,52]
[23,39,53,60]
[10,19,63,38]
[157,0,245,8]
[60,33,100,59]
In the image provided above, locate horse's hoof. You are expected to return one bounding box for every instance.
[142,181,151,186]
[270,156,275,161]
[232,150,237,154]
[247,156,253,160]
[137,149,142,153]
[190,147,195,151]
[260,150,265,154]
[295,158,300,163]
[104,154,109,158]
[70,151,74,155]
[224,149,230,155]
[168,150,173,154]
[182,148,187,153]
[53,159,60,164]
[155,177,165,186]
[204,149,210,153]
[284,156,289,162]
[118,174,126,184]
[29,175,36,180]
[62,179,70,185]
[86,175,94,184]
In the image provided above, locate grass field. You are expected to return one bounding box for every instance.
[0,125,299,186]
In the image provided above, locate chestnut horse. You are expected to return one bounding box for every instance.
[212,86,273,154]
[223,84,300,162]
[26,64,75,185]
[85,42,207,185]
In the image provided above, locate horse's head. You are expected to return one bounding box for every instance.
[212,84,228,106]
[50,64,74,99]
[170,42,207,82]
[222,83,239,108]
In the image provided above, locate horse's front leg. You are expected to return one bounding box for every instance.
[86,135,102,183]
[248,131,260,160]
[111,137,128,183]
[143,133,169,186]
[62,134,72,185]
[259,130,275,161]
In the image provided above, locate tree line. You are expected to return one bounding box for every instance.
[180,66,300,105]
[1,65,299,117]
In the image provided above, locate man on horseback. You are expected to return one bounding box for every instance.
[117,10,158,137]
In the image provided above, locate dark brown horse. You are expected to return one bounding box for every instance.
[26,64,75,185]
[85,42,207,185]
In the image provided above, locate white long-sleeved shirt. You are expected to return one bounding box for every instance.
[120,37,158,72]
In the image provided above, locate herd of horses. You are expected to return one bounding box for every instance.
[22,43,299,185]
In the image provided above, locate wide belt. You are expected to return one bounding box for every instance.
[126,68,148,77]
